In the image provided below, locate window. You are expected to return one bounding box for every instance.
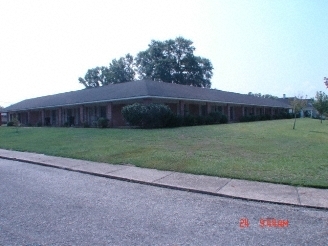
[211,105,222,113]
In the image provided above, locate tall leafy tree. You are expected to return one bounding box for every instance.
[79,37,213,88]
[313,91,328,123]
[106,54,135,84]
[79,54,135,88]
[135,37,213,88]
[78,66,108,88]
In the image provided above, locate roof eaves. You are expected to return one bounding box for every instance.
[3,96,152,112]
[4,95,291,112]
[149,96,291,108]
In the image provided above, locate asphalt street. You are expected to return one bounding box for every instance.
[0,159,327,245]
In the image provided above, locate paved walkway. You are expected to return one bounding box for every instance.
[0,149,327,210]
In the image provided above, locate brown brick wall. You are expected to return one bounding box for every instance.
[29,111,41,125]
[189,104,199,115]
[112,104,126,127]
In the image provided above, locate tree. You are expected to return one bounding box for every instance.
[135,37,213,88]
[78,66,108,88]
[324,77,328,88]
[106,54,135,84]
[312,91,328,123]
[79,37,213,88]
[79,54,135,88]
[247,92,278,99]
[289,95,307,130]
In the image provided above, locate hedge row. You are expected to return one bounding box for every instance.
[239,112,295,122]
[121,103,228,128]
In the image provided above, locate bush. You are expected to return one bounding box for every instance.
[122,103,229,128]
[7,121,14,127]
[166,114,183,128]
[219,114,228,124]
[145,104,175,128]
[182,113,228,126]
[97,117,109,128]
[206,112,224,124]
[122,103,176,128]
[182,114,196,126]
[83,122,90,128]
[240,115,252,122]
[122,103,144,127]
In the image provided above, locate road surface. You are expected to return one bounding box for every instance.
[0,159,327,245]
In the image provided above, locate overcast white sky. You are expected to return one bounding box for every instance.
[1,0,328,107]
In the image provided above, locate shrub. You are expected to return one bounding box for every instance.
[259,114,271,121]
[182,114,196,126]
[7,121,14,127]
[239,116,250,122]
[122,103,229,128]
[219,114,228,124]
[264,114,272,120]
[166,114,182,128]
[97,117,109,128]
[45,117,51,126]
[83,122,90,128]
[62,122,69,127]
[206,112,223,124]
[122,103,176,128]
[122,103,144,127]
[67,116,75,126]
[143,104,173,128]
[240,114,272,122]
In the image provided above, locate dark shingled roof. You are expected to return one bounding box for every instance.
[4,80,290,112]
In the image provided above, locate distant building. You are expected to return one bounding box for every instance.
[3,80,291,127]
[277,95,318,118]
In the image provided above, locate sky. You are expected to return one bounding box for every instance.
[1,0,328,107]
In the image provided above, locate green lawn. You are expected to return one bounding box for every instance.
[0,118,327,188]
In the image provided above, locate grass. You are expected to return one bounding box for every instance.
[0,118,328,188]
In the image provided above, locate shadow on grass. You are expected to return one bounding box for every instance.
[309,131,328,135]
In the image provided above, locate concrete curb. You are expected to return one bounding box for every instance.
[0,150,327,211]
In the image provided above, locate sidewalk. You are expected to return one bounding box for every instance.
[0,149,327,210]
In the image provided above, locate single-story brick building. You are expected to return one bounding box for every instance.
[3,80,291,127]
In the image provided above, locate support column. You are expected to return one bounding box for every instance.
[179,101,185,116]
[227,104,231,122]
[106,103,112,127]
[27,111,31,125]
[41,110,45,126]
[79,106,84,125]
[58,108,62,126]
[242,106,245,117]
[206,103,211,115]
